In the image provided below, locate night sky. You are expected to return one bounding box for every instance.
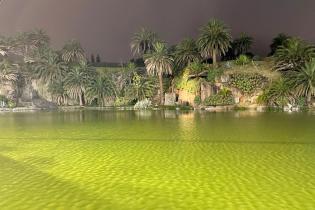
[0,0,314,62]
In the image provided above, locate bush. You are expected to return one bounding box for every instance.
[207,67,224,83]
[114,97,131,106]
[228,73,268,94]
[175,69,201,94]
[7,99,17,108]
[134,99,152,109]
[203,89,234,106]
[235,55,251,65]
[194,95,201,105]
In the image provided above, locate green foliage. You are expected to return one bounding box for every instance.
[126,72,156,101]
[203,89,234,106]
[194,95,201,105]
[288,58,315,102]
[269,33,290,56]
[131,28,158,56]
[234,33,253,55]
[31,48,66,84]
[48,80,68,105]
[175,69,200,94]
[62,39,86,64]
[85,75,115,106]
[274,38,315,72]
[186,61,209,74]
[114,97,132,106]
[174,38,201,68]
[258,78,293,107]
[228,73,268,94]
[235,55,251,66]
[198,19,232,65]
[207,67,223,83]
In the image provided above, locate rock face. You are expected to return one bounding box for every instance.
[177,90,195,106]
[164,93,176,106]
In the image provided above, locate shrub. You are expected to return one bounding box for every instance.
[114,97,131,106]
[228,73,268,94]
[235,55,251,66]
[175,69,201,94]
[134,99,152,109]
[257,78,293,107]
[194,95,201,105]
[203,89,234,106]
[207,67,223,83]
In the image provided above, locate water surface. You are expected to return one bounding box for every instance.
[0,110,315,209]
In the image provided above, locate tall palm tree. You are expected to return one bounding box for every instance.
[85,75,115,106]
[174,38,201,68]
[289,59,315,103]
[32,49,66,84]
[65,62,95,106]
[62,39,86,64]
[131,28,158,57]
[234,33,253,56]
[198,19,232,67]
[144,42,173,104]
[275,38,315,72]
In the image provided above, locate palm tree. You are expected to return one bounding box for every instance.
[48,80,68,106]
[289,59,315,103]
[32,49,66,84]
[269,33,290,56]
[131,28,158,57]
[85,75,115,106]
[174,38,201,68]
[65,62,95,106]
[62,39,86,64]
[198,19,232,67]
[275,38,315,72]
[259,78,293,107]
[0,59,18,83]
[234,33,253,56]
[144,42,173,104]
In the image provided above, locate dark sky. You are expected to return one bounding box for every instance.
[0,0,314,62]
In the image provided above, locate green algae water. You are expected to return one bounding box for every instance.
[0,110,315,209]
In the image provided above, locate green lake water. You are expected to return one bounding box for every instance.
[0,110,315,209]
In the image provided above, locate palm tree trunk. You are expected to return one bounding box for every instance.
[79,92,83,106]
[159,73,164,105]
[307,92,312,105]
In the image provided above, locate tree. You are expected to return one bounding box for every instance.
[65,62,95,106]
[289,59,315,103]
[131,28,158,57]
[144,42,173,104]
[269,33,290,56]
[234,33,253,56]
[48,79,68,105]
[174,38,201,69]
[85,75,115,106]
[62,39,86,64]
[32,48,66,84]
[90,54,95,63]
[274,38,315,72]
[96,54,101,63]
[259,78,293,107]
[198,19,232,67]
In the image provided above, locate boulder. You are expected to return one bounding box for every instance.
[164,93,176,106]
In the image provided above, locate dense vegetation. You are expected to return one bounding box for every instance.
[0,18,314,109]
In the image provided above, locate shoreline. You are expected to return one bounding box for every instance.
[0,105,313,113]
